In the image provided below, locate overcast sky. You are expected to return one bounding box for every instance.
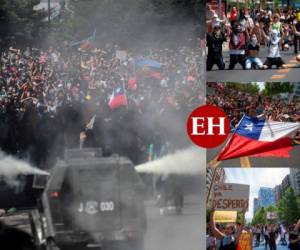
[225,168,290,220]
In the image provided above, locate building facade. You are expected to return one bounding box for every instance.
[273,185,282,204]
[258,187,276,208]
[253,198,259,215]
[290,168,300,196]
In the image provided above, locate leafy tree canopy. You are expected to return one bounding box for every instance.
[0,0,47,47]
[278,187,300,224]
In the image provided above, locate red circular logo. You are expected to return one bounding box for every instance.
[186,105,230,148]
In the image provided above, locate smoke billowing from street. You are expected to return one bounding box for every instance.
[135,146,205,175]
[0,151,49,176]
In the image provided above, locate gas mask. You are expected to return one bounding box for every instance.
[233,26,242,34]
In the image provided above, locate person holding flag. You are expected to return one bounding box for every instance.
[108,85,128,109]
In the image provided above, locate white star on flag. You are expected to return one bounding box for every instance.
[245,123,253,132]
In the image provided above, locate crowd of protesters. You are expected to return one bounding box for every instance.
[207,83,300,141]
[207,210,300,250]
[0,43,203,168]
[206,5,300,70]
[207,82,300,122]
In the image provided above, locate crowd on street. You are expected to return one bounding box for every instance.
[207,210,300,250]
[206,5,300,70]
[0,44,203,168]
[207,83,300,123]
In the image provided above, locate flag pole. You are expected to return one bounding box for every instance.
[122,76,129,110]
[208,113,246,167]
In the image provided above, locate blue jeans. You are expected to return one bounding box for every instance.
[245,56,263,69]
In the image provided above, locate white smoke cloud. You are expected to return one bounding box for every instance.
[135,146,205,175]
[0,151,49,191]
[0,151,49,177]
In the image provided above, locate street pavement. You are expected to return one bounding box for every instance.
[0,195,203,250]
[207,44,300,82]
[253,240,289,250]
[144,195,202,250]
[207,135,300,167]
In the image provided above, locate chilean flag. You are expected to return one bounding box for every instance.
[108,86,128,109]
[218,116,300,161]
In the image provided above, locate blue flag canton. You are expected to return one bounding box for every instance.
[235,116,265,140]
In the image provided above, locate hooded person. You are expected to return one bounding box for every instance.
[262,29,287,69]
[206,22,227,71]
[245,33,263,69]
[228,22,248,70]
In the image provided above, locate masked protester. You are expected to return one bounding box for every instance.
[245,34,263,69]
[228,22,248,70]
[206,23,226,71]
[262,29,287,69]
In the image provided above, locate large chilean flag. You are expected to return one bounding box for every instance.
[217,116,300,161]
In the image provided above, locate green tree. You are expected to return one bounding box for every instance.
[278,187,300,224]
[0,0,47,46]
[266,205,277,212]
[252,207,267,225]
[262,82,295,96]
[236,211,245,224]
[225,83,260,95]
[61,0,203,47]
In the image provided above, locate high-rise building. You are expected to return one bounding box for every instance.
[290,169,300,196]
[281,174,291,194]
[258,187,276,208]
[273,174,291,203]
[273,185,282,204]
[253,198,259,215]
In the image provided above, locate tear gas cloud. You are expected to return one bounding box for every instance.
[135,146,205,175]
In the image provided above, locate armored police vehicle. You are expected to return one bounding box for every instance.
[37,148,147,250]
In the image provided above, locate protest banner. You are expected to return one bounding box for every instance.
[211,183,250,212]
[267,211,279,220]
[116,50,127,62]
[213,211,237,223]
